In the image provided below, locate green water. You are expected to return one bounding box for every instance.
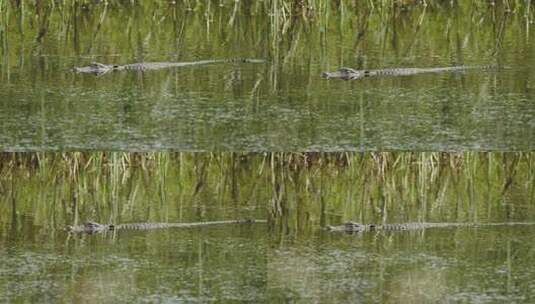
[1,223,267,303]
[1,2,534,151]
[1,0,535,302]
[269,226,535,303]
[1,153,534,302]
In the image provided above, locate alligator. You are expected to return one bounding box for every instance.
[73,58,265,75]
[326,221,535,233]
[321,65,493,80]
[66,219,267,234]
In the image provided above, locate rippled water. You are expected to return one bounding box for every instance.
[1,223,267,302]
[1,0,535,301]
[1,3,534,151]
[3,221,535,302]
[268,226,535,303]
[1,152,533,302]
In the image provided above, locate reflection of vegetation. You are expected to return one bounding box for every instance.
[267,152,535,234]
[1,1,533,151]
[1,152,533,232]
[267,223,534,303]
[0,152,268,231]
[1,0,533,75]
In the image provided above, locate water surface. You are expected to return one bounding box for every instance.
[1,152,534,302]
[268,225,535,303]
[1,221,267,302]
[1,3,534,151]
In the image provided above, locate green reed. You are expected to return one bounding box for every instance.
[0,0,532,98]
[0,152,533,233]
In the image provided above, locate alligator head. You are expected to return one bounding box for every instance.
[342,222,372,232]
[326,222,377,232]
[83,221,111,233]
[73,62,121,75]
[65,221,115,233]
[321,67,370,80]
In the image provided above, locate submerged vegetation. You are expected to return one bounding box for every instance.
[0,152,533,233]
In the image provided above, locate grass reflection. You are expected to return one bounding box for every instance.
[0,152,533,233]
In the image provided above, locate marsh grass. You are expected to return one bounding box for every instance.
[0,0,531,105]
[0,2,533,231]
[0,0,531,143]
[0,152,533,233]
[1,1,533,58]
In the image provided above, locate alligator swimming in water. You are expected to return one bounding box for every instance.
[66,219,267,234]
[73,58,265,75]
[321,65,493,80]
[326,222,535,233]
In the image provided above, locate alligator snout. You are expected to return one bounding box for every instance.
[321,72,331,78]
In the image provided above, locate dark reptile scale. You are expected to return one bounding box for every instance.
[66,219,266,233]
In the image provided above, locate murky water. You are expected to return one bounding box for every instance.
[1,221,267,303]
[1,0,535,302]
[4,221,534,303]
[269,225,535,303]
[1,3,534,151]
[1,153,534,302]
